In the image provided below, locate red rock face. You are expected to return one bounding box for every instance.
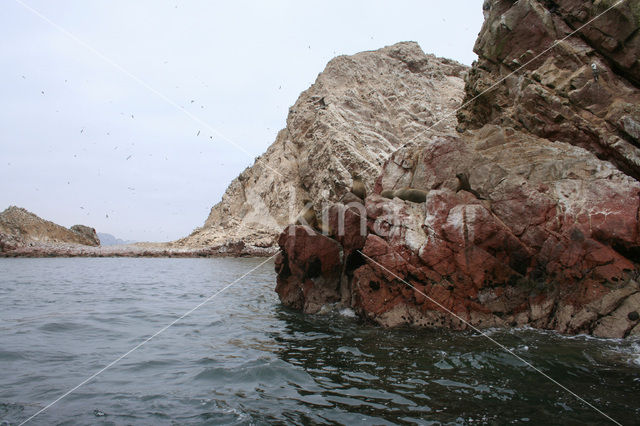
[275,225,344,313]
[275,127,640,338]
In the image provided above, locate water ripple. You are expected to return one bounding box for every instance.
[0,258,639,425]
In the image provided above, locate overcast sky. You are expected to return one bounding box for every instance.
[0,0,484,242]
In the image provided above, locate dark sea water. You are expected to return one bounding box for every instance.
[0,258,639,425]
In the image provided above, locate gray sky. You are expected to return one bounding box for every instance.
[0,0,484,242]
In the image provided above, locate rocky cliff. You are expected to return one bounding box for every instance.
[275,0,640,338]
[174,43,467,254]
[0,206,100,250]
[458,0,640,179]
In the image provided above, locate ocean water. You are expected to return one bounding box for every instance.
[0,257,639,425]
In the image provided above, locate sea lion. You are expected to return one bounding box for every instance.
[393,188,427,203]
[456,173,485,200]
[351,175,366,200]
[380,189,395,199]
[295,199,318,228]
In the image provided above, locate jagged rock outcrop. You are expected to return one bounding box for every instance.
[174,42,467,254]
[276,126,640,338]
[0,206,100,250]
[70,225,100,246]
[275,1,640,338]
[458,0,640,179]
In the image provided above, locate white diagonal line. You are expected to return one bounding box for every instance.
[18,254,277,425]
[357,249,621,425]
[12,0,285,179]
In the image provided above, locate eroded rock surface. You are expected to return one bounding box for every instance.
[276,127,640,338]
[458,0,640,179]
[70,225,100,246]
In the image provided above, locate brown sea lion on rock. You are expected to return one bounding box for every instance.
[393,188,427,203]
[351,175,366,200]
[456,173,485,200]
[380,189,395,199]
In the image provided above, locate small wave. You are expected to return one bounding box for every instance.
[613,341,640,367]
[121,359,176,372]
[315,303,358,320]
[194,358,311,385]
[38,321,85,332]
[0,350,27,361]
[336,346,373,358]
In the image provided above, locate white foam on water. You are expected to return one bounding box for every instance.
[627,342,640,367]
[339,308,357,318]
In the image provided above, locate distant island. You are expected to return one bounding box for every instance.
[96,232,136,246]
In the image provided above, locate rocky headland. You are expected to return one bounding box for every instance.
[0,206,100,251]
[173,42,467,255]
[275,0,640,338]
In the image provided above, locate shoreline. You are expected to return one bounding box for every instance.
[0,243,277,258]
